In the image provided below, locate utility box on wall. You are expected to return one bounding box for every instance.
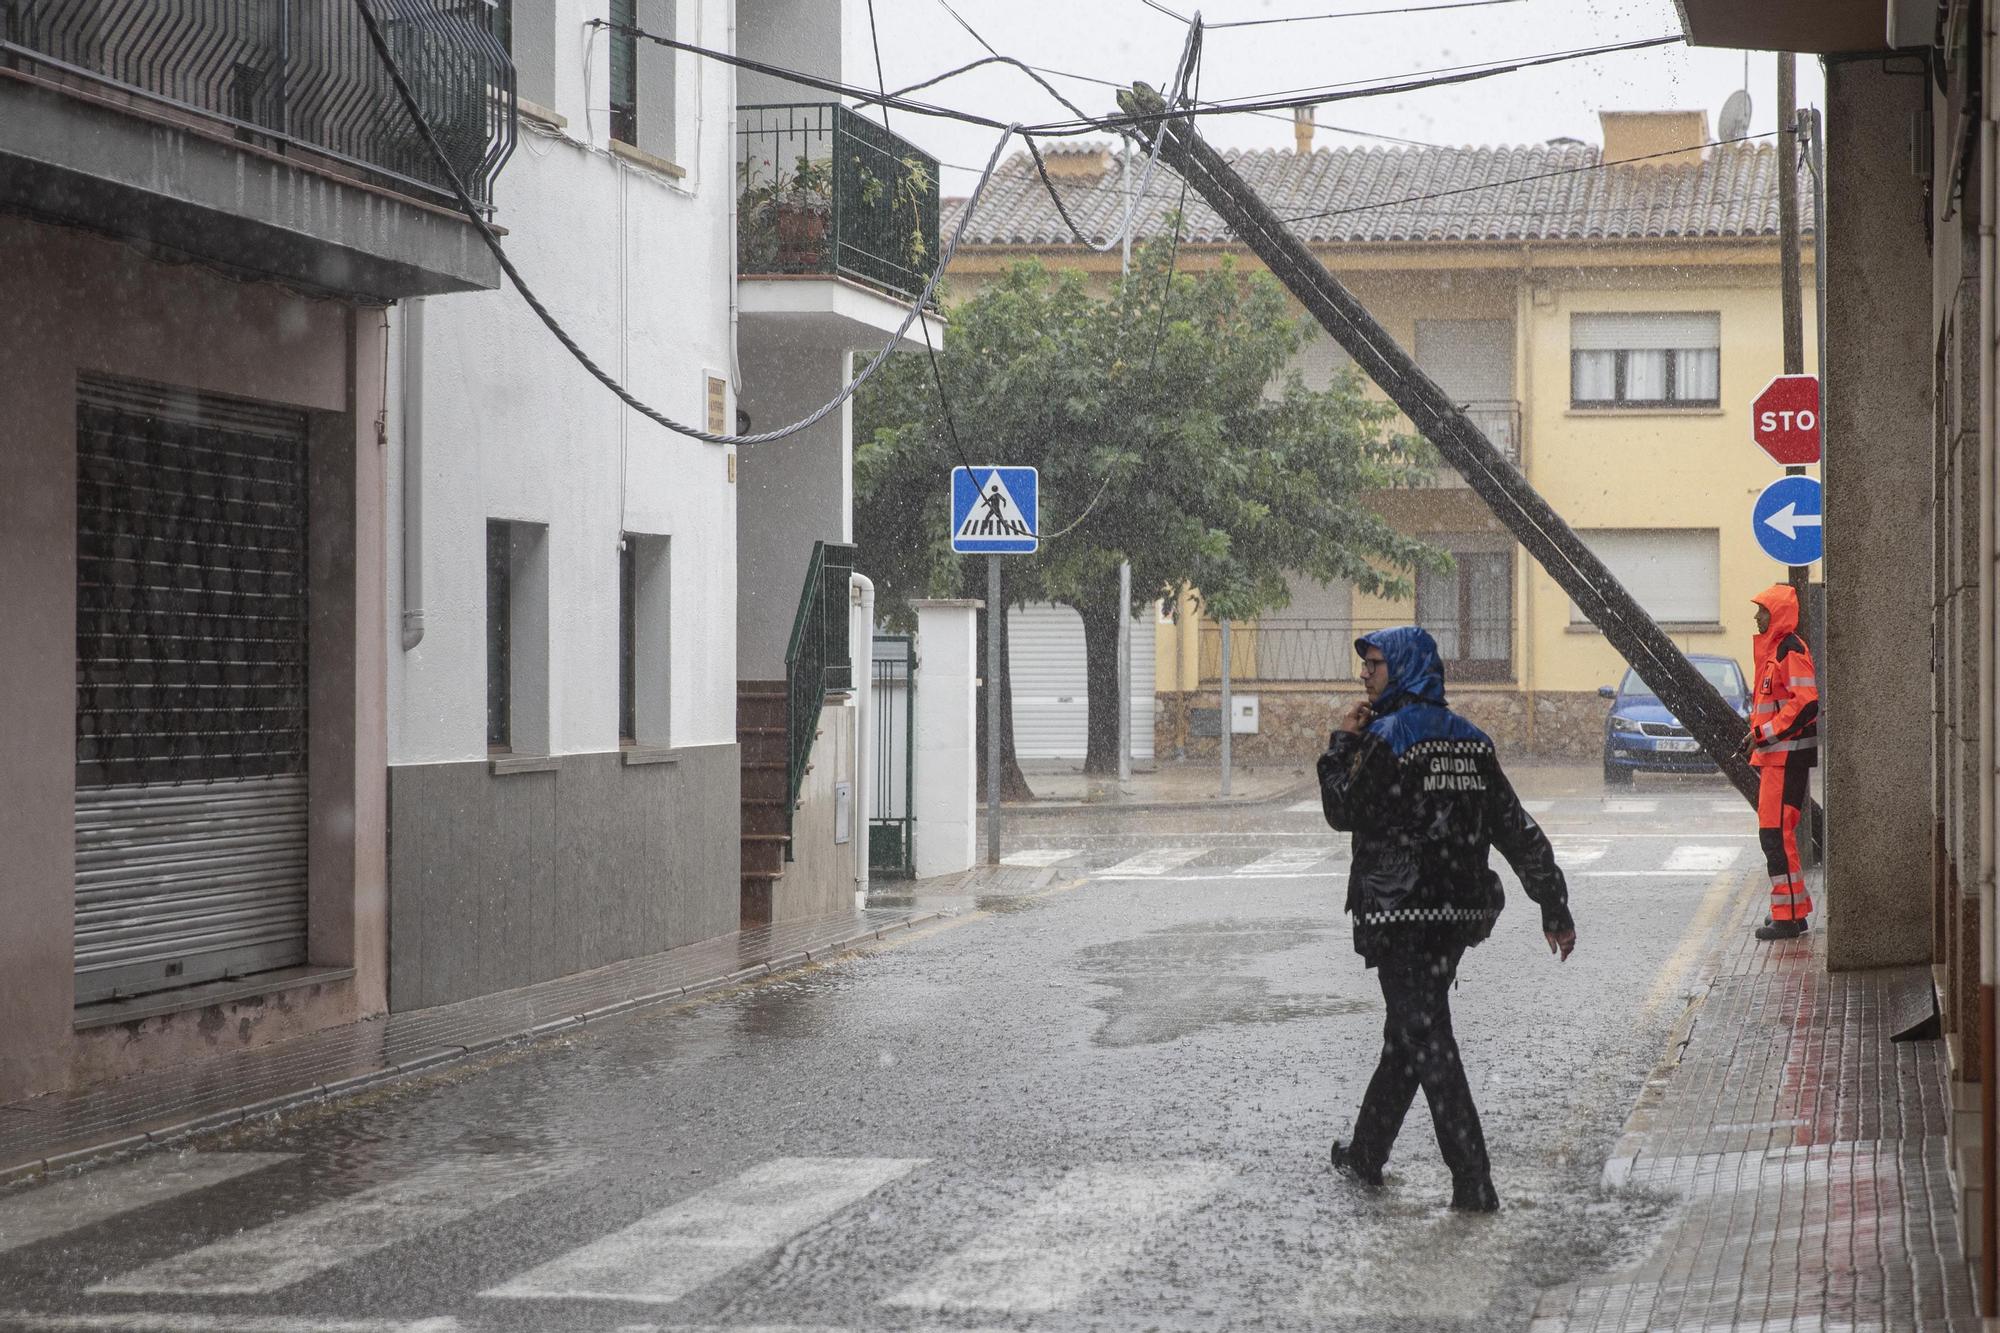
[1231,694,1260,734]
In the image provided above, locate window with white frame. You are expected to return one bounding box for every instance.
[487,520,550,754]
[609,0,677,160]
[1569,529,1721,626]
[1414,538,1514,680]
[619,534,671,745]
[1570,312,1721,408]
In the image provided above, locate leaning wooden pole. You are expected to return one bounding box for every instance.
[1120,82,1764,805]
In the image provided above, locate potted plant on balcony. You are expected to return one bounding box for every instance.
[738,152,834,274]
[855,154,937,277]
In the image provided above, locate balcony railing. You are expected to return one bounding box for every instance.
[1,0,516,209]
[1197,618,1513,684]
[736,103,940,305]
[1423,399,1520,487]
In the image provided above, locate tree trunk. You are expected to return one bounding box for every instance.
[1076,598,1124,775]
[972,567,1034,801]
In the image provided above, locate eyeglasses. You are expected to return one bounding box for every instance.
[1358,657,1387,677]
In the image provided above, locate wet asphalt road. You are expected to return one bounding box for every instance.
[0,764,1759,1332]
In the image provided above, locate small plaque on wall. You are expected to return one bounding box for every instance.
[706,375,728,437]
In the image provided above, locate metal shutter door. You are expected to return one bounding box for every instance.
[1009,604,1088,760]
[74,378,311,1004]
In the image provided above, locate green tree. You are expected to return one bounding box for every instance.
[855,243,1442,790]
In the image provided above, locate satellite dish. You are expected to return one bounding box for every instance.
[1718,89,1753,141]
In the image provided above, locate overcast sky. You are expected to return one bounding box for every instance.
[840,0,1826,196]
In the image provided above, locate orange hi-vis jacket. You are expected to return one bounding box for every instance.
[1749,584,1820,768]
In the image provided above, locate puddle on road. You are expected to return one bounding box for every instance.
[1076,917,1367,1047]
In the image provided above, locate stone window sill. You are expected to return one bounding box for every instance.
[490,753,560,775]
[611,139,687,180]
[516,96,567,131]
[1567,621,1726,635]
[621,745,680,767]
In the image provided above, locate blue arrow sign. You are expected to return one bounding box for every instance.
[951,466,1039,554]
[1752,474,1823,566]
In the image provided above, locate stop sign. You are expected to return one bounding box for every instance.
[1752,374,1821,465]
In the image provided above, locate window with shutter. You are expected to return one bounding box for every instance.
[1570,312,1721,407]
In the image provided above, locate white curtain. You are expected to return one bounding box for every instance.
[1572,349,1616,402]
[1624,349,1668,401]
[1466,555,1510,662]
[1416,566,1459,661]
[1674,347,1720,402]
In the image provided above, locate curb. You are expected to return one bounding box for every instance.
[0,910,946,1190]
[999,777,1318,818]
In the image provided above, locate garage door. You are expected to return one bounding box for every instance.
[1008,603,1155,763]
[73,378,312,1005]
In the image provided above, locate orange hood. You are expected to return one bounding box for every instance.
[1753,584,1800,665]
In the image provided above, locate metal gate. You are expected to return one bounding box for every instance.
[869,634,915,878]
[73,377,312,1004]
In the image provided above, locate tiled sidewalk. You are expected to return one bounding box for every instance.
[0,905,954,1187]
[1534,878,1980,1331]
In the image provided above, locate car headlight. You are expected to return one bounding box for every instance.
[1609,714,1638,732]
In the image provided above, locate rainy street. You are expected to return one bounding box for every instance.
[0,766,1754,1332]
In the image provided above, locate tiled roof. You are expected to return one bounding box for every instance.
[946,140,1814,248]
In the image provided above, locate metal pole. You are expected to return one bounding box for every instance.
[986,554,1001,866]
[1808,109,1828,386]
[1117,561,1132,784]
[1778,57,1810,601]
[1219,618,1233,797]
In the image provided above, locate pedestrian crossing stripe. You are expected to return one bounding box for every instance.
[1234,848,1329,876]
[1000,848,1079,867]
[0,1153,292,1256]
[1663,845,1742,873]
[485,1157,924,1305]
[1098,847,1205,877]
[1285,799,1323,814]
[92,1157,563,1297]
[885,1161,1231,1313]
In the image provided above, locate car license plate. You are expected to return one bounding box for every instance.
[1657,738,1700,753]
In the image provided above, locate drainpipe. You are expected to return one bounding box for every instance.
[851,571,875,908]
[400,298,426,652]
[726,1,742,401]
[1978,15,1997,1308]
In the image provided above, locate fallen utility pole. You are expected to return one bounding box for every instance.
[1120,83,1769,807]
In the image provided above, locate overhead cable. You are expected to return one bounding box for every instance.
[358,0,1017,446]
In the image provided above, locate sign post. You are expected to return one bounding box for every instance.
[951,466,1039,866]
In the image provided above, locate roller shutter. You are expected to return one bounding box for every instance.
[1008,603,1156,763]
[74,377,311,1004]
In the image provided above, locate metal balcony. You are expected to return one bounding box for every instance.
[1425,399,1521,487]
[0,0,516,209]
[736,103,940,305]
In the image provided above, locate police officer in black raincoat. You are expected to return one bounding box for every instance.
[1318,626,1577,1212]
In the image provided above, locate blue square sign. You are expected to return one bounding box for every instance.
[951,466,1039,554]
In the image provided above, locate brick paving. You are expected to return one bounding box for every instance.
[1534,874,1980,1331]
[0,904,954,1186]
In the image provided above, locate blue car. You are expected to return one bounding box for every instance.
[1599,654,1749,785]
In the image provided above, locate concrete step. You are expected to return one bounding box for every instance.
[742,799,789,837]
[739,875,778,929]
[740,834,789,876]
[741,764,789,803]
[741,732,788,766]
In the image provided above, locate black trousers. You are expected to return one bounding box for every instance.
[1347,944,1490,1182]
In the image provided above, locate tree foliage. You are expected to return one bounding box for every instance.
[854,242,1444,781]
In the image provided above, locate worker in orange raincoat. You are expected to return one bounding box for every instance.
[1746,584,1819,940]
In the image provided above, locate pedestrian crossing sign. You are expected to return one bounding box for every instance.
[950,466,1039,554]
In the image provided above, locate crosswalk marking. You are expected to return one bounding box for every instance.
[885,1161,1230,1314]
[0,1153,292,1256]
[1097,848,1205,878]
[1600,798,1659,814]
[1000,848,1079,867]
[1521,799,1554,815]
[1552,841,1608,866]
[486,1156,923,1305]
[1285,798,1324,814]
[91,1157,558,1296]
[1711,798,1750,814]
[1663,844,1741,873]
[0,1317,461,1332]
[1234,848,1331,876]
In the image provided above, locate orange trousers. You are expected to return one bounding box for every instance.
[1757,760,1813,922]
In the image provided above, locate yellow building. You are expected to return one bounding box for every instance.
[946,109,1818,761]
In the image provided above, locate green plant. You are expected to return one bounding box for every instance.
[738,151,836,272]
[854,153,935,273]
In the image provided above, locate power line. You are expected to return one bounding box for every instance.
[1208,0,1522,26]
[359,0,1018,446]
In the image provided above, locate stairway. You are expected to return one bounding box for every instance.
[737,680,790,928]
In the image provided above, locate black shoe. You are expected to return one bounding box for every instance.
[1328,1140,1383,1187]
[1755,918,1808,941]
[1450,1174,1500,1213]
